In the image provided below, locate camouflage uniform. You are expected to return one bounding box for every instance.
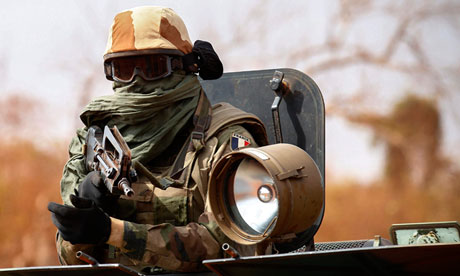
[55,7,268,272]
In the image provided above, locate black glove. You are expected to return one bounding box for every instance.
[77,171,118,215]
[184,40,223,80]
[48,194,111,245]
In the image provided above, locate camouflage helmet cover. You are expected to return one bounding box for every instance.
[104,6,193,61]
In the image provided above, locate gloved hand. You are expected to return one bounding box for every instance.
[48,194,111,245]
[187,40,223,80]
[193,40,223,80]
[77,171,118,215]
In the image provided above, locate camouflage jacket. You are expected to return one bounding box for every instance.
[56,102,267,272]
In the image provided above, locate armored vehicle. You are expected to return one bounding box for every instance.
[1,68,459,275]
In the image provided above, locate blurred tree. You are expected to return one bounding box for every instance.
[317,0,460,139]
[383,96,441,188]
[336,94,444,189]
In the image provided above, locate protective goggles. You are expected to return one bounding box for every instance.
[104,55,173,83]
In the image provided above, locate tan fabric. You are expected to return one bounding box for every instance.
[104,6,193,59]
[110,11,135,53]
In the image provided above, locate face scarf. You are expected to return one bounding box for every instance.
[79,72,202,164]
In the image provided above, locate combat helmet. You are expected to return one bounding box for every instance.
[104,6,192,60]
[103,6,223,82]
[103,6,195,82]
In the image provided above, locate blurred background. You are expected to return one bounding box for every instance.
[1,0,459,267]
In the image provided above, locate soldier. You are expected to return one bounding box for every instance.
[47,6,267,273]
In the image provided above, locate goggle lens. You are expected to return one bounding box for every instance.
[110,55,172,83]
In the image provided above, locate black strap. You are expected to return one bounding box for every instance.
[170,90,211,179]
[191,90,212,147]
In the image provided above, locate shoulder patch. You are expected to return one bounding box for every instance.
[231,133,251,151]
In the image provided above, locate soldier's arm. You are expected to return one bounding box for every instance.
[106,216,220,271]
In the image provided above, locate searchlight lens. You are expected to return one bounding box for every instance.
[230,158,278,235]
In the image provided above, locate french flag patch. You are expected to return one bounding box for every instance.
[231,133,251,150]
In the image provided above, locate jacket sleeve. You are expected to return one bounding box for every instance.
[60,128,88,205]
[119,213,219,271]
